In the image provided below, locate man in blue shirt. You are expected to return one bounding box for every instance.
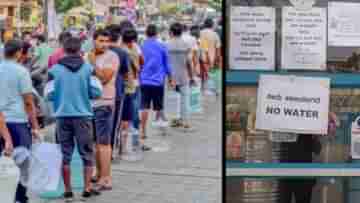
[140,24,174,148]
[0,40,40,203]
[0,64,14,157]
[48,37,102,201]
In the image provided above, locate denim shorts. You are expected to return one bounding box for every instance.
[141,85,164,111]
[0,123,32,154]
[0,123,32,203]
[94,106,114,145]
[56,118,94,167]
[121,94,134,122]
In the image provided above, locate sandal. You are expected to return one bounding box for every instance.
[91,177,98,183]
[171,119,182,128]
[96,184,113,191]
[142,145,152,151]
[81,188,101,200]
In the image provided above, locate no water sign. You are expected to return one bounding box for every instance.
[255,75,330,135]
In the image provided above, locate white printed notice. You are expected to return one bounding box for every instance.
[328,2,360,47]
[230,7,275,70]
[255,75,330,135]
[281,7,327,70]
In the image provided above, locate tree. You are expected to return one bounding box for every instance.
[55,0,88,13]
[20,6,32,21]
[208,0,222,11]
[159,3,180,16]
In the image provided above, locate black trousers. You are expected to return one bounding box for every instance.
[281,180,315,203]
[111,99,124,151]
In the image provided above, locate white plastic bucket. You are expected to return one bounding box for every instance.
[189,78,202,114]
[164,90,181,119]
[0,156,20,203]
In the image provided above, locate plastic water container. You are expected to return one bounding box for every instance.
[190,79,202,114]
[39,144,84,199]
[164,90,181,120]
[122,128,143,162]
[0,155,20,203]
[13,147,50,195]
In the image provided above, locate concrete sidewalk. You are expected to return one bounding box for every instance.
[33,96,222,203]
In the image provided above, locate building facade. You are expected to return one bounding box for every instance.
[0,0,41,30]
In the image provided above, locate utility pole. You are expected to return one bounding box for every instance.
[43,0,48,38]
[17,0,21,34]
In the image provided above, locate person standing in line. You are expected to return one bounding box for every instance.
[140,24,175,149]
[118,21,151,129]
[167,23,195,130]
[190,25,206,90]
[0,58,15,156]
[119,28,143,155]
[125,28,144,131]
[88,29,119,190]
[0,40,40,203]
[48,32,72,69]
[104,24,130,158]
[47,37,102,201]
[182,24,199,76]
[199,18,221,92]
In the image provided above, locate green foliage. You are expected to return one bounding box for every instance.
[208,0,222,11]
[159,3,179,16]
[138,0,145,9]
[35,0,43,7]
[55,0,88,13]
[20,6,32,21]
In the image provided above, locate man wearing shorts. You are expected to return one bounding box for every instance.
[200,18,221,95]
[105,24,130,158]
[89,29,119,190]
[140,24,174,149]
[0,40,40,203]
[48,37,102,201]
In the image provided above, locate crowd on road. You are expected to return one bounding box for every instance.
[0,18,221,203]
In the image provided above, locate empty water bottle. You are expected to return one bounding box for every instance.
[122,127,143,162]
[132,128,140,148]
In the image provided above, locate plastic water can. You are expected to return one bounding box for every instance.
[122,128,143,162]
[0,155,20,203]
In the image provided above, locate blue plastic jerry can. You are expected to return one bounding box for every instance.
[39,144,84,199]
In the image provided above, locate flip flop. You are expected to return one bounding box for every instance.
[91,177,98,183]
[171,119,182,128]
[142,145,152,151]
[96,184,113,191]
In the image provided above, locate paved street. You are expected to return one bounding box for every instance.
[33,96,222,203]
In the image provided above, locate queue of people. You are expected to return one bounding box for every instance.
[0,18,221,202]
